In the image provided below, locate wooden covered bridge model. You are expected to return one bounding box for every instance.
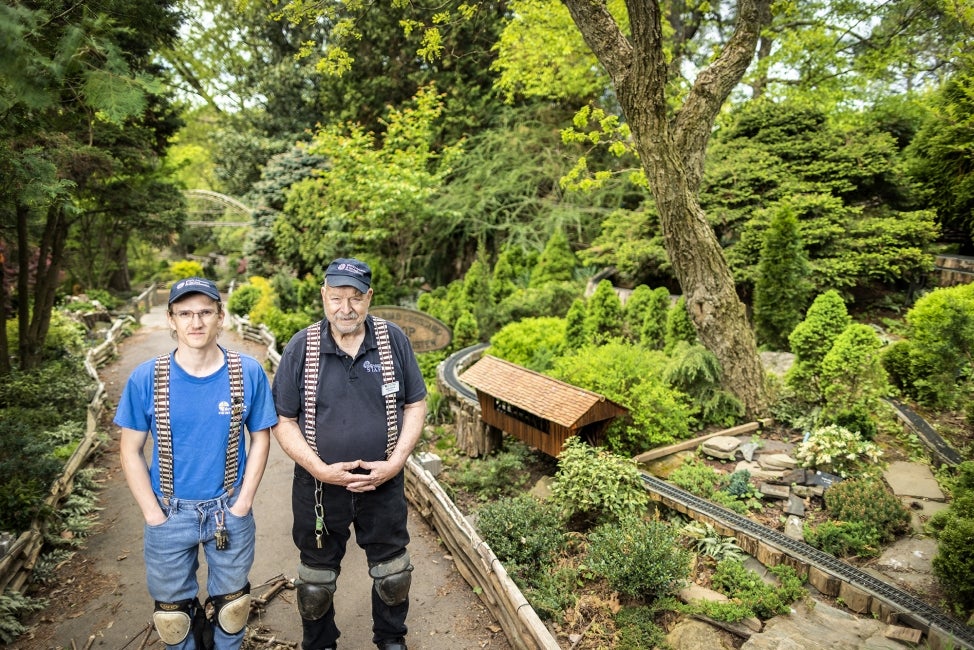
[458,355,629,457]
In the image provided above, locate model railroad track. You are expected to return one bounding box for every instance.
[440,345,973,648]
[641,472,974,649]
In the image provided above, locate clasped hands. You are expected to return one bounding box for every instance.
[321,458,395,492]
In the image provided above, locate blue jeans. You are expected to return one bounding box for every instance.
[291,470,410,649]
[144,493,255,650]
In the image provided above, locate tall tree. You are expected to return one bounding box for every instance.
[0,0,182,373]
[557,0,773,416]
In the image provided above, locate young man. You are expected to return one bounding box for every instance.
[272,258,427,650]
[116,277,277,650]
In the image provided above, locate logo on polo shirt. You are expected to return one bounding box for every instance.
[363,361,381,373]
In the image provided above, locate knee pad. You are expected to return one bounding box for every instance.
[369,552,412,607]
[153,598,195,645]
[296,564,338,621]
[207,583,251,635]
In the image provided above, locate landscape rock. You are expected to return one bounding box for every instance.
[740,600,916,649]
[702,435,742,460]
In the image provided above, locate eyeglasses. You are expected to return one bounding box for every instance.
[171,309,219,322]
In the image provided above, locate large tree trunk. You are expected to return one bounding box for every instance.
[563,0,772,417]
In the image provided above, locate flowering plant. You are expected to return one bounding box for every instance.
[794,424,883,477]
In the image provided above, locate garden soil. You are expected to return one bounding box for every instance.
[11,298,512,650]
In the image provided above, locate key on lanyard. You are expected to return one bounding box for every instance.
[214,510,230,550]
[314,481,328,548]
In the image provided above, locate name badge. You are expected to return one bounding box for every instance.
[382,381,399,396]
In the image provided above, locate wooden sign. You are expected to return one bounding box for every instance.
[371,306,452,352]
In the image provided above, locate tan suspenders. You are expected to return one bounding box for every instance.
[153,349,245,501]
[302,318,400,458]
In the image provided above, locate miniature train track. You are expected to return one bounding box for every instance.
[440,344,974,649]
[641,473,974,649]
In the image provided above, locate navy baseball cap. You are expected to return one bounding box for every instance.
[168,277,221,304]
[325,258,372,293]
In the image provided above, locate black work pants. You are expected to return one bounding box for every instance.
[291,470,410,649]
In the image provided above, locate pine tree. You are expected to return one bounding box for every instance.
[664,297,697,354]
[530,229,576,288]
[753,205,810,350]
[584,280,623,345]
[786,290,852,402]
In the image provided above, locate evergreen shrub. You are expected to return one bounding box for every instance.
[475,494,566,582]
[929,461,974,616]
[586,517,691,600]
[710,561,805,619]
[227,284,262,317]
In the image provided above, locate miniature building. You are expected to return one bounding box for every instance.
[458,355,629,457]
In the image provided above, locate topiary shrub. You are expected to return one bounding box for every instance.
[819,323,889,437]
[586,516,691,600]
[550,437,650,530]
[785,290,852,403]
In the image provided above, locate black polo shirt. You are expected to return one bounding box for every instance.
[273,315,427,468]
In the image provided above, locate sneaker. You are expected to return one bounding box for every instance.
[376,639,407,650]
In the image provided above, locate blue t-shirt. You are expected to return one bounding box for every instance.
[273,316,427,469]
[114,348,278,500]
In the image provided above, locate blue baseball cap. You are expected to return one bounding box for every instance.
[325,258,372,293]
[168,277,221,304]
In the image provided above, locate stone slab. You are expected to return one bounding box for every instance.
[883,461,945,501]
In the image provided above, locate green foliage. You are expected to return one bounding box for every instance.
[710,561,806,620]
[486,317,566,373]
[452,311,480,350]
[260,306,314,347]
[169,260,206,280]
[794,424,884,478]
[664,342,744,429]
[275,85,462,285]
[613,606,668,649]
[825,477,912,542]
[895,283,974,408]
[475,494,566,583]
[706,100,938,299]
[586,517,691,600]
[583,279,624,344]
[448,446,532,503]
[0,591,47,644]
[496,281,581,325]
[639,287,671,350]
[819,323,890,433]
[227,284,263,317]
[805,476,911,558]
[753,204,810,350]
[549,342,692,455]
[928,462,974,615]
[681,521,746,562]
[906,63,974,249]
[524,563,582,622]
[530,229,577,288]
[804,520,883,559]
[564,298,587,349]
[663,296,696,354]
[785,290,852,402]
[550,437,649,530]
[669,458,761,515]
